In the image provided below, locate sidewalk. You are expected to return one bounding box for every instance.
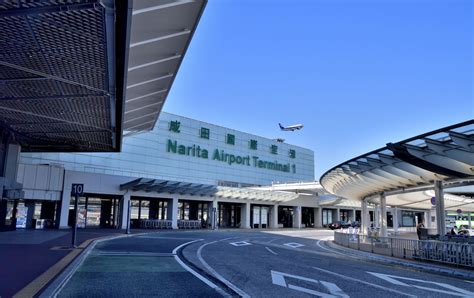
[327,240,474,280]
[0,229,129,297]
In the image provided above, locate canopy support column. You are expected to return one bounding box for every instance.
[380,193,387,238]
[361,200,369,235]
[434,180,445,237]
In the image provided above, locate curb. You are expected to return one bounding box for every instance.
[327,241,474,280]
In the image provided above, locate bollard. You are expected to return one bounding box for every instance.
[371,237,374,253]
[403,248,406,259]
[357,234,360,250]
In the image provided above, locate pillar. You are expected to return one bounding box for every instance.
[434,181,445,236]
[271,204,279,228]
[314,207,322,228]
[59,183,72,229]
[0,199,7,227]
[171,197,179,229]
[361,200,369,235]
[240,202,251,229]
[26,201,35,229]
[374,205,380,228]
[120,193,131,229]
[294,206,302,229]
[393,207,399,234]
[380,194,387,238]
[335,208,340,222]
[469,213,472,229]
[210,200,218,229]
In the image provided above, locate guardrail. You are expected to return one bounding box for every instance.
[334,231,474,268]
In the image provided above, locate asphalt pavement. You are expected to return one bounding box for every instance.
[48,229,474,297]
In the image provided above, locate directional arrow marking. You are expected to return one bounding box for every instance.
[368,272,474,297]
[271,270,349,298]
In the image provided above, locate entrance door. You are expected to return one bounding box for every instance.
[278,207,293,228]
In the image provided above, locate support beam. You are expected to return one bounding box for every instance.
[241,202,251,229]
[361,200,369,235]
[434,180,446,237]
[171,197,179,229]
[392,207,399,234]
[314,207,322,228]
[380,194,387,238]
[271,204,279,228]
[120,192,131,229]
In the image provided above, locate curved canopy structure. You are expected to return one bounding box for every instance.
[320,120,474,201]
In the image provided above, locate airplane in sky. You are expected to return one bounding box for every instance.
[279,123,304,131]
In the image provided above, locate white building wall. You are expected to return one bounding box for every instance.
[20,112,314,186]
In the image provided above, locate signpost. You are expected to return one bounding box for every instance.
[71,183,84,248]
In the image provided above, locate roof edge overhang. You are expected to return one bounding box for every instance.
[320,120,474,200]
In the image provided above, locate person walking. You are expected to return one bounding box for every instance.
[416,221,425,240]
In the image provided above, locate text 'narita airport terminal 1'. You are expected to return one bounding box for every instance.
[167,139,296,173]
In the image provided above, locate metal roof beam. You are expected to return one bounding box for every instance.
[449,131,474,152]
[0,2,99,18]
[132,0,194,16]
[120,178,145,190]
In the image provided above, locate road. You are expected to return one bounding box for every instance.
[50,229,474,297]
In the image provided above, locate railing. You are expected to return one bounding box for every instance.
[177,220,202,229]
[139,219,172,229]
[334,231,474,268]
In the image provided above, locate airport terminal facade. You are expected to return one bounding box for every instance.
[9,112,328,230]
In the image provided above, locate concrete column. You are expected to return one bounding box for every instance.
[434,181,445,236]
[120,193,131,229]
[335,208,340,222]
[171,197,179,229]
[25,201,35,229]
[374,205,380,228]
[271,204,279,228]
[380,194,387,238]
[59,182,72,229]
[240,202,251,229]
[211,200,218,229]
[351,209,356,222]
[294,206,302,229]
[314,207,322,228]
[361,200,368,234]
[4,143,20,182]
[393,207,399,234]
[469,213,472,229]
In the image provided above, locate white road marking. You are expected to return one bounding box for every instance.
[368,272,474,297]
[312,266,416,297]
[316,238,349,257]
[271,270,349,298]
[230,241,252,247]
[283,242,305,248]
[172,239,222,291]
[265,246,278,255]
[197,241,250,297]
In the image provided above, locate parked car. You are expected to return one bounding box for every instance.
[329,221,350,229]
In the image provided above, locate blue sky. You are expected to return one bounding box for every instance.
[163,0,473,180]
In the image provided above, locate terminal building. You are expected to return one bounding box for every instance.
[12,112,329,230]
